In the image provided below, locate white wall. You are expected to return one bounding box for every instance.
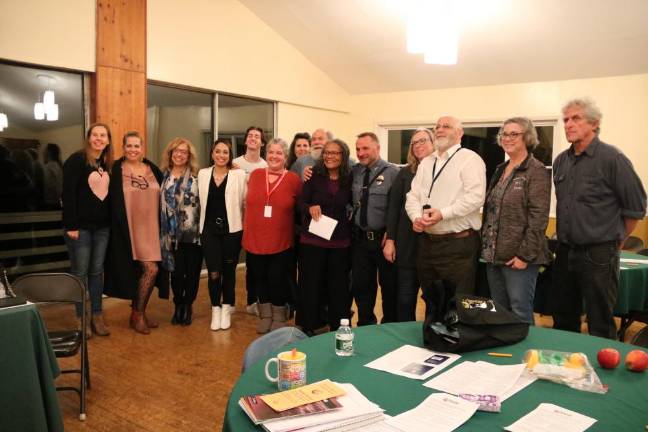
[349,73,648,187]
[148,0,351,113]
[277,103,353,147]
[0,0,95,71]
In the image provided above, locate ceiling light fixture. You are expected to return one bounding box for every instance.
[34,74,59,121]
[406,0,459,65]
[0,113,7,131]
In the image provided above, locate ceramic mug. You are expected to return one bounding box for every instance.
[264,350,307,390]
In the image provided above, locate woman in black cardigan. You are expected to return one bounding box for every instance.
[297,139,352,334]
[104,132,166,334]
[383,128,434,321]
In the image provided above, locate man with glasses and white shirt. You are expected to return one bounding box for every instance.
[405,116,486,312]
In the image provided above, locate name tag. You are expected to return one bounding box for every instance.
[264,206,272,218]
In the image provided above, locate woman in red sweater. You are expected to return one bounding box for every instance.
[242,138,302,333]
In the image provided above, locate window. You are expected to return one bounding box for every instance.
[217,94,274,157]
[0,62,85,277]
[386,122,554,183]
[147,84,213,167]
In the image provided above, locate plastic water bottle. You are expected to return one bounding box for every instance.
[335,319,354,356]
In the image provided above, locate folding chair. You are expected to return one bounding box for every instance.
[242,326,308,372]
[631,325,648,348]
[13,273,90,421]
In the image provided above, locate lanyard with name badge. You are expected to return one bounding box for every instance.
[427,147,462,199]
[264,168,287,218]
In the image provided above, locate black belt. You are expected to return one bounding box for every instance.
[354,227,385,241]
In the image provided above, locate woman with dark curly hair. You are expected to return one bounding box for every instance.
[297,139,353,334]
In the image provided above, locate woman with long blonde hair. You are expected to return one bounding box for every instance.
[160,137,201,325]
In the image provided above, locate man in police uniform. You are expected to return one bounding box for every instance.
[351,132,400,325]
[552,97,646,339]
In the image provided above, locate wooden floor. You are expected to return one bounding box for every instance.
[39,268,644,431]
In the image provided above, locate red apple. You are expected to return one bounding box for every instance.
[625,350,648,372]
[597,348,620,369]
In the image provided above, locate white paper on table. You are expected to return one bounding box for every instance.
[504,403,596,432]
[620,257,648,264]
[423,361,525,398]
[365,345,460,380]
[346,415,401,431]
[308,214,338,240]
[387,393,479,432]
[262,383,383,432]
[500,369,538,402]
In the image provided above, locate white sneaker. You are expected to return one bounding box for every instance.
[221,304,232,329]
[246,302,259,316]
[211,306,222,331]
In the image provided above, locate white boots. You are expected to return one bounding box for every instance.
[221,304,232,329]
[211,306,221,331]
[211,304,233,331]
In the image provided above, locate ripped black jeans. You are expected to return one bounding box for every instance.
[201,227,242,306]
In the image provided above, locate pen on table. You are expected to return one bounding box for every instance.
[488,352,513,358]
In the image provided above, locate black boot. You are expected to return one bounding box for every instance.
[182,304,193,326]
[171,303,182,325]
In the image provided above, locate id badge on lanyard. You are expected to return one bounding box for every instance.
[265,169,287,218]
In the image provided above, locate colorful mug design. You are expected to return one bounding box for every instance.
[264,350,307,390]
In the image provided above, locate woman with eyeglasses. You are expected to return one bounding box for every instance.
[62,123,114,337]
[243,138,302,333]
[105,131,164,335]
[159,138,201,326]
[297,139,353,334]
[198,139,246,331]
[383,128,435,321]
[480,117,551,324]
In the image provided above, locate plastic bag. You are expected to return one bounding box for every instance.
[523,349,607,394]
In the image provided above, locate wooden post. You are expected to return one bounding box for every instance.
[94,0,147,158]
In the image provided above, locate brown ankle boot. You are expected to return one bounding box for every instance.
[91,313,111,336]
[256,303,273,334]
[145,314,159,329]
[270,305,287,331]
[130,310,150,335]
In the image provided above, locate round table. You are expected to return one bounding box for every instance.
[224,322,648,431]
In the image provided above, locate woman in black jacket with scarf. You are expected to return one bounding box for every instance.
[104,131,165,335]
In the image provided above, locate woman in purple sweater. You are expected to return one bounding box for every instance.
[297,139,352,335]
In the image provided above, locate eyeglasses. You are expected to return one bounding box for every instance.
[323,150,343,157]
[498,132,524,140]
[173,149,189,155]
[435,124,454,131]
[130,173,149,190]
[411,137,430,146]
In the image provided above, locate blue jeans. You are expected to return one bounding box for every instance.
[64,227,110,316]
[486,263,539,324]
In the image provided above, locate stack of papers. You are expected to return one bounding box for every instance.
[387,393,480,432]
[242,383,385,432]
[424,361,535,400]
[365,345,460,380]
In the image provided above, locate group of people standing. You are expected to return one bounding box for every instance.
[61,96,646,341]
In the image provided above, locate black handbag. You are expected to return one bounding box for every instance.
[422,280,529,353]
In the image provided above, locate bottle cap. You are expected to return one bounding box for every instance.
[340,319,349,326]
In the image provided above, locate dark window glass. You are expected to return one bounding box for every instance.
[0,62,85,278]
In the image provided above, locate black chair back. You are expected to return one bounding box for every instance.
[13,273,85,304]
[623,236,645,252]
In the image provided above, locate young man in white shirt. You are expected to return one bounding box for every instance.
[405,115,486,300]
[233,126,268,176]
[232,126,268,316]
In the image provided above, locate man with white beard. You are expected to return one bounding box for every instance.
[405,116,486,306]
[290,128,333,179]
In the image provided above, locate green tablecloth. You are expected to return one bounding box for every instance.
[617,251,648,315]
[0,303,63,432]
[224,323,648,431]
